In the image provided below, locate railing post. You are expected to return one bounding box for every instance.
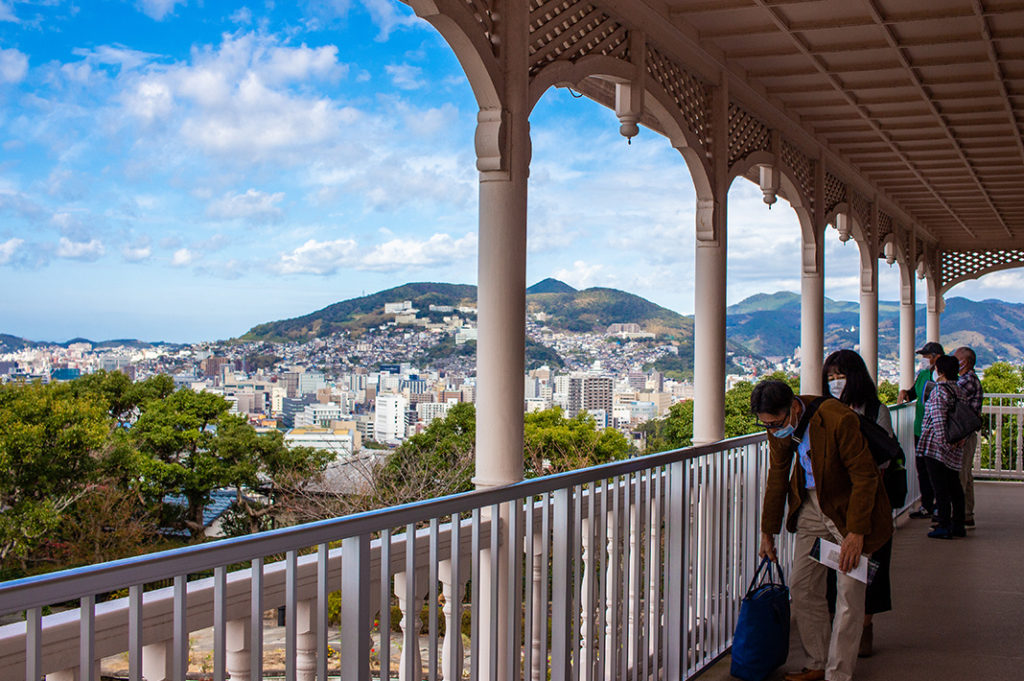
[226,619,252,681]
[439,558,468,681]
[665,460,686,681]
[342,535,372,681]
[45,664,100,681]
[551,488,575,680]
[142,641,173,681]
[296,599,317,681]
[395,569,429,681]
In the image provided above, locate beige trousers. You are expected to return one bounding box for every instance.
[960,431,977,522]
[790,490,867,681]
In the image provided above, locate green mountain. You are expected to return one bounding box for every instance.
[725,291,1024,364]
[241,282,478,341]
[526,286,693,339]
[242,280,697,341]
[527,278,577,294]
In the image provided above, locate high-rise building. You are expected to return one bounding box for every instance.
[567,375,613,418]
[375,393,409,443]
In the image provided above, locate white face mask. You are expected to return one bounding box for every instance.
[919,358,932,372]
[828,378,846,399]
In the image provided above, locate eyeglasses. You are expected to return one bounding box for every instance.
[755,415,789,430]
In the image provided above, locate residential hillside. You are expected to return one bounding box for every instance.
[241,280,698,342]
[6,283,1024,367]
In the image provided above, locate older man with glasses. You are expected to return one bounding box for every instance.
[753,379,892,681]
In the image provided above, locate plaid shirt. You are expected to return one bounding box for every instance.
[957,369,983,415]
[916,381,965,470]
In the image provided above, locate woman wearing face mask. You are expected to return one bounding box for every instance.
[821,349,894,658]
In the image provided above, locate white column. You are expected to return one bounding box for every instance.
[142,641,172,681]
[439,559,469,681]
[226,618,252,681]
[858,243,879,383]
[296,599,317,681]
[800,158,825,394]
[395,571,429,681]
[472,6,530,679]
[926,275,943,343]
[46,664,101,681]
[693,222,727,444]
[801,260,825,393]
[692,78,728,446]
[899,264,917,390]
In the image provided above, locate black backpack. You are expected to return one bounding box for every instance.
[793,396,907,507]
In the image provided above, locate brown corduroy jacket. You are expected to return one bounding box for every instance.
[760,396,893,554]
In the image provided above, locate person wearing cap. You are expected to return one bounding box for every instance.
[898,341,944,519]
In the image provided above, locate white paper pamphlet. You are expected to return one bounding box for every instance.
[810,537,875,584]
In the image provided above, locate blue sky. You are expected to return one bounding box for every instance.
[1,0,1020,343]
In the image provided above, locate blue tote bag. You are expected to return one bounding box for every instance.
[730,556,791,681]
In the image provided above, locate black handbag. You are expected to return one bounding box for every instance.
[730,556,790,681]
[942,384,982,443]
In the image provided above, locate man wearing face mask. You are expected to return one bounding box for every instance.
[753,379,892,681]
[897,341,944,520]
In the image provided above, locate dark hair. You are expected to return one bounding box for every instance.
[821,349,881,409]
[750,379,794,415]
[935,354,960,381]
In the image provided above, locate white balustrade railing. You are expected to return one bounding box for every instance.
[975,393,1024,480]
[1,433,798,681]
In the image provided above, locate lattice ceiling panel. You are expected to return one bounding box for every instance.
[943,249,1024,288]
[851,192,871,238]
[465,0,498,56]
[646,46,712,156]
[727,103,770,167]
[823,171,846,218]
[781,140,814,208]
[528,1,628,77]
[878,212,894,244]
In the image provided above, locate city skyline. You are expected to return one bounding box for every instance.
[3,1,1024,344]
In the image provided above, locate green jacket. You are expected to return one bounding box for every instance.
[909,369,935,437]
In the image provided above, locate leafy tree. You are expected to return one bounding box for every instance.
[641,400,693,453]
[641,371,798,453]
[980,361,1023,394]
[523,407,632,476]
[71,370,174,423]
[877,380,899,405]
[213,416,333,535]
[0,381,108,567]
[372,402,477,505]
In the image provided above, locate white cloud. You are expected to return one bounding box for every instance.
[385,64,424,90]
[0,47,28,83]
[261,44,343,85]
[136,0,186,21]
[0,1,17,23]
[361,232,476,270]
[230,7,252,24]
[274,237,358,275]
[72,45,161,71]
[171,248,194,266]
[207,189,284,223]
[57,237,105,260]
[553,260,613,290]
[122,242,152,261]
[0,238,23,264]
[361,0,421,40]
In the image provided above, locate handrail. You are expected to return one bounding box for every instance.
[0,432,765,615]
